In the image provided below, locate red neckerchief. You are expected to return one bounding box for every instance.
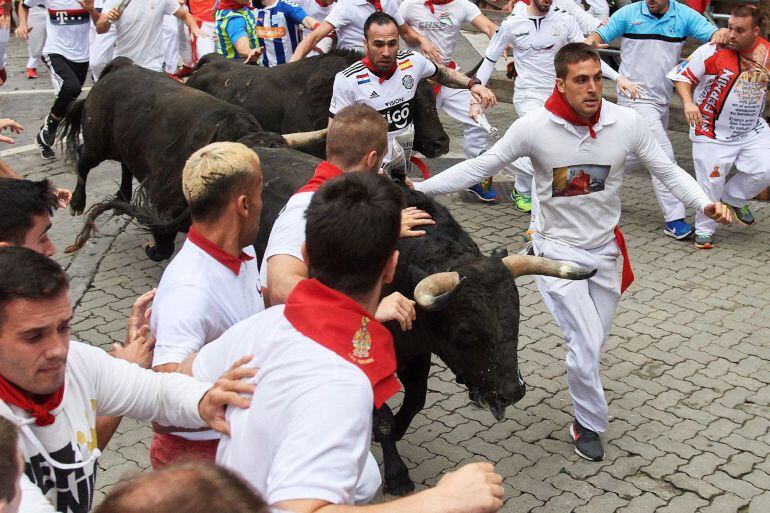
[614,227,634,293]
[295,161,343,194]
[424,0,452,13]
[0,375,64,426]
[433,60,456,95]
[314,0,334,5]
[187,226,254,276]
[362,55,397,84]
[544,85,601,138]
[284,279,400,408]
[366,0,383,11]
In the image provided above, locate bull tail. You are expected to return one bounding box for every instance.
[466,58,484,78]
[59,99,85,166]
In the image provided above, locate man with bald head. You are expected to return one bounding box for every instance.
[149,141,266,468]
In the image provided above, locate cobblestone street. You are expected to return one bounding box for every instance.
[2,35,769,513]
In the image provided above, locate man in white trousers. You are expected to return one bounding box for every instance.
[668,4,770,249]
[414,43,732,461]
[89,0,116,81]
[19,4,47,79]
[399,0,500,202]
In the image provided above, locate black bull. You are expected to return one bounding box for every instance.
[62,58,595,496]
[185,51,450,160]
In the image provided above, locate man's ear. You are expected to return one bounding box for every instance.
[236,194,249,216]
[382,250,399,285]
[300,242,309,268]
[556,77,566,94]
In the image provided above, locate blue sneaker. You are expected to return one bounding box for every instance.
[663,219,695,240]
[465,178,497,203]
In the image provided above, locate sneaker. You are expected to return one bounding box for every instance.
[663,219,695,240]
[36,127,56,160]
[465,178,497,203]
[27,68,38,79]
[511,189,532,213]
[724,202,754,227]
[523,228,536,242]
[693,233,714,250]
[570,420,604,461]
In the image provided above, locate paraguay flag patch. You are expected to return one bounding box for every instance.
[399,59,413,71]
[357,73,371,84]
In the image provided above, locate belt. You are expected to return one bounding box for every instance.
[48,8,90,25]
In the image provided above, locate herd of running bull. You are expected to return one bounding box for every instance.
[57,52,597,494]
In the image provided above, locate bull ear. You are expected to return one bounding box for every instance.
[490,247,508,259]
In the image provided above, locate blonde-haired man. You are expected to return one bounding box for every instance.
[149,142,265,468]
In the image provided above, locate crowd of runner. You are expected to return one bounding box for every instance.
[0,0,767,511]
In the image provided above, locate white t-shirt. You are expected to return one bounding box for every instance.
[151,234,264,440]
[325,0,405,50]
[667,40,770,144]
[24,0,91,62]
[329,50,437,161]
[399,0,480,65]
[104,0,180,71]
[260,191,312,291]
[194,307,382,505]
[519,0,600,35]
[0,342,210,513]
[415,100,711,249]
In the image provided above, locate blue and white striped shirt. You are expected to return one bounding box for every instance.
[254,0,309,67]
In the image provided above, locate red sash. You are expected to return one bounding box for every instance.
[285,279,400,408]
[366,0,383,11]
[614,227,634,293]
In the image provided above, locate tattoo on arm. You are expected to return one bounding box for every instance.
[434,64,470,89]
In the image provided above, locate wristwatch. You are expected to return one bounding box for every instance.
[467,78,482,90]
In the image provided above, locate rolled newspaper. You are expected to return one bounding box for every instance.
[107,0,132,23]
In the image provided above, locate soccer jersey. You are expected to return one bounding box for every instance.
[1,342,210,513]
[254,0,308,66]
[24,0,91,62]
[324,0,404,50]
[596,0,716,104]
[296,0,333,39]
[329,50,437,161]
[481,6,584,90]
[512,0,601,35]
[399,0,480,65]
[667,39,770,143]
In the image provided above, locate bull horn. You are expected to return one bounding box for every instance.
[413,271,464,311]
[501,255,596,280]
[282,128,328,148]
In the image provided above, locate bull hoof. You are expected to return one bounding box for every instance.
[144,242,173,262]
[383,472,415,497]
[69,204,84,216]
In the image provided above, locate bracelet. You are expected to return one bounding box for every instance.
[467,77,482,90]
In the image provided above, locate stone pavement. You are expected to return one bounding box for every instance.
[2,35,770,513]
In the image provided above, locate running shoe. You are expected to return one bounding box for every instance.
[511,189,532,213]
[37,126,56,160]
[570,420,604,461]
[523,229,536,242]
[663,219,695,240]
[693,233,714,250]
[465,178,497,203]
[27,68,38,79]
[724,203,754,227]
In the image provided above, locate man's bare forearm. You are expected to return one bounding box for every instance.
[0,159,19,179]
[674,81,695,104]
[434,64,472,89]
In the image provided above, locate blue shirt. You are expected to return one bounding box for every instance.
[254,0,308,67]
[596,0,716,104]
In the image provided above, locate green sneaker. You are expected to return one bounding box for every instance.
[724,202,755,227]
[511,190,532,213]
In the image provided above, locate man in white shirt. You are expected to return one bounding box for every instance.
[414,43,732,462]
[475,0,639,219]
[329,12,496,166]
[95,0,205,72]
[400,0,501,202]
[0,247,255,513]
[150,142,265,468]
[193,171,504,513]
[289,0,441,62]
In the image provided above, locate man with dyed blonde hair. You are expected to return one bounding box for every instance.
[149,141,265,468]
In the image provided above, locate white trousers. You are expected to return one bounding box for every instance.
[435,86,490,159]
[510,87,550,196]
[89,26,116,81]
[0,27,8,71]
[534,235,621,433]
[193,20,217,61]
[163,15,181,73]
[26,6,47,69]
[693,128,770,235]
[619,99,687,222]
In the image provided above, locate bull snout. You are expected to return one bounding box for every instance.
[501,369,527,405]
[414,136,450,159]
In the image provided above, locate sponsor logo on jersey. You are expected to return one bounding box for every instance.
[379,100,414,131]
[399,59,413,71]
[417,13,454,30]
[254,25,288,39]
[357,73,371,85]
[402,75,414,89]
[369,91,380,98]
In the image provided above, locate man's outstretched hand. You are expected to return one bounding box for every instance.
[704,202,733,225]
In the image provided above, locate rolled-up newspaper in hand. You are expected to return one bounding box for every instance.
[107,0,132,23]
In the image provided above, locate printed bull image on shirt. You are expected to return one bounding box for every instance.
[552,164,610,197]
